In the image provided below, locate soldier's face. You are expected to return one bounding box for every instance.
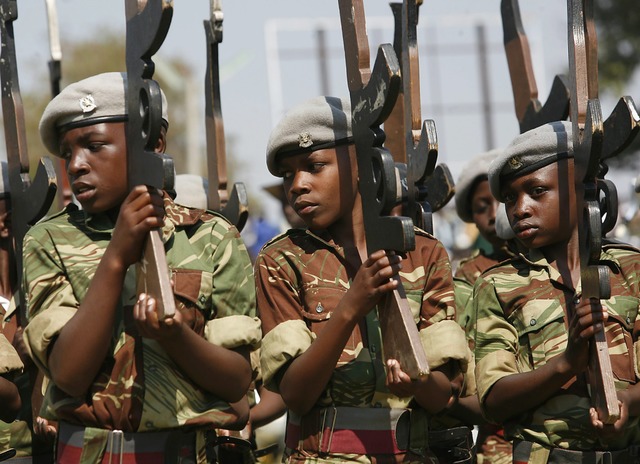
[470,178,501,247]
[502,159,577,250]
[60,122,129,215]
[278,144,358,232]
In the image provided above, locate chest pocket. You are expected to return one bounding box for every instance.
[510,299,566,369]
[603,295,638,383]
[172,269,214,337]
[301,285,343,329]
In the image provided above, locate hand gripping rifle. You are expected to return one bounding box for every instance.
[566,0,639,424]
[0,0,57,322]
[45,0,73,208]
[338,0,429,379]
[386,0,453,235]
[204,0,248,231]
[125,0,176,319]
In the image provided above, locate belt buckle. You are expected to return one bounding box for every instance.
[318,407,338,455]
[107,429,125,464]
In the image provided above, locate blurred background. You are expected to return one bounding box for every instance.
[4,0,640,264]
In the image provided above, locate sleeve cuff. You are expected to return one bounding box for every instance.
[475,349,519,421]
[205,315,262,349]
[260,320,315,393]
[419,320,470,371]
[23,306,76,377]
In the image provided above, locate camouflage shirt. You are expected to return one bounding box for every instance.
[474,244,640,450]
[22,195,261,433]
[257,228,469,462]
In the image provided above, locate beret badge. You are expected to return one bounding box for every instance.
[508,156,523,170]
[78,94,97,113]
[298,132,313,148]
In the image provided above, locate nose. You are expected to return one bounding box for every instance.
[66,148,89,179]
[511,194,531,220]
[287,170,310,196]
[487,200,498,224]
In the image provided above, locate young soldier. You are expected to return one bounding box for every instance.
[256,96,469,463]
[474,121,640,462]
[22,72,261,463]
[453,151,514,464]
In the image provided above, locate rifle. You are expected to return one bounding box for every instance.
[386,0,453,234]
[125,0,176,319]
[338,0,429,380]
[0,0,57,322]
[204,0,248,231]
[567,0,620,424]
[45,0,73,209]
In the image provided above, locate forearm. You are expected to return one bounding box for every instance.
[49,250,127,396]
[161,328,252,402]
[622,382,640,417]
[0,376,21,422]
[484,355,574,422]
[280,308,359,415]
[251,388,287,428]
[448,394,486,425]
[413,370,457,414]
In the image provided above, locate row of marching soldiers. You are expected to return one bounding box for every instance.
[0,71,639,464]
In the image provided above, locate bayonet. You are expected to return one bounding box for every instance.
[125,0,176,319]
[204,0,248,230]
[0,0,57,321]
[338,0,429,380]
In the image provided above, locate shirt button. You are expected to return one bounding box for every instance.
[315,302,324,313]
[573,295,581,305]
[530,318,537,326]
[370,345,376,354]
[627,316,632,325]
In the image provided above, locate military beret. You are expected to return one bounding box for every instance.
[39,72,169,157]
[174,174,209,210]
[266,96,353,176]
[455,149,501,223]
[0,161,9,198]
[488,121,573,202]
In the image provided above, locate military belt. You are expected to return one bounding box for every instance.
[285,406,411,455]
[513,439,640,464]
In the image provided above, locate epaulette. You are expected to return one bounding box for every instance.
[261,228,307,250]
[480,252,526,276]
[414,226,437,240]
[602,238,640,254]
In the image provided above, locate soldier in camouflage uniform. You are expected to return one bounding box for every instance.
[474,121,640,463]
[453,152,514,464]
[21,72,261,463]
[256,96,470,463]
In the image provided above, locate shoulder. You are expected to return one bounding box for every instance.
[478,254,528,284]
[260,228,310,255]
[26,204,83,241]
[413,227,448,254]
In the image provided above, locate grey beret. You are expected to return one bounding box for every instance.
[39,72,169,157]
[174,174,209,210]
[488,121,573,202]
[455,149,501,223]
[495,203,516,240]
[0,161,8,198]
[266,96,352,176]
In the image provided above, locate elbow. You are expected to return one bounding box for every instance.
[483,395,510,424]
[51,371,89,398]
[0,391,21,423]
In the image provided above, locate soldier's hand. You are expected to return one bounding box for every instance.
[563,297,607,374]
[110,186,165,268]
[589,392,628,439]
[133,293,183,341]
[346,250,402,319]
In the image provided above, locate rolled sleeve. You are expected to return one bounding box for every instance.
[205,315,261,349]
[260,320,315,393]
[0,334,23,375]
[419,320,470,371]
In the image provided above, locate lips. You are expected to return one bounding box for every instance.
[294,201,317,215]
[72,182,95,201]
[513,222,536,239]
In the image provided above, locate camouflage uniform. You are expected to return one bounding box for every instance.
[474,244,640,460]
[454,248,514,464]
[22,195,261,463]
[257,228,469,463]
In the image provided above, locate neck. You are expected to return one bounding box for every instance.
[541,227,582,288]
[328,195,368,262]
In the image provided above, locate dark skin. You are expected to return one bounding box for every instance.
[48,121,251,401]
[275,145,459,416]
[0,374,21,422]
[487,159,640,438]
[470,178,505,251]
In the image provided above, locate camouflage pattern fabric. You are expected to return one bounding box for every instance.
[22,194,260,437]
[474,243,640,451]
[257,228,469,463]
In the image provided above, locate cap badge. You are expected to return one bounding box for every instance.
[508,156,523,170]
[79,94,97,113]
[298,132,313,148]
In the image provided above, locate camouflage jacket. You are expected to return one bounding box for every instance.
[256,228,469,462]
[474,244,640,450]
[22,195,261,433]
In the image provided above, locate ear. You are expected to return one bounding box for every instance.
[154,126,167,154]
